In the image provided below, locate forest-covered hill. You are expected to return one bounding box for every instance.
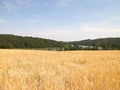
[68,38,120,50]
[0,34,120,50]
[0,34,68,50]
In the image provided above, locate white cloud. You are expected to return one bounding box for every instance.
[81,24,120,32]
[3,0,14,12]
[25,18,40,24]
[85,0,101,3]
[56,0,73,7]
[0,19,6,24]
[2,23,119,41]
[2,0,35,11]
[15,0,50,8]
[94,12,100,16]
[88,12,102,17]
[28,24,120,41]
[16,0,32,6]
[109,16,120,20]
[42,2,49,7]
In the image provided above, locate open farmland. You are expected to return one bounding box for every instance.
[0,49,120,90]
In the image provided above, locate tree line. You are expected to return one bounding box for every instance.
[0,34,69,50]
[0,34,120,50]
[68,38,120,50]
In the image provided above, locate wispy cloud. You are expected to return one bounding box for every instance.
[94,12,100,16]
[25,18,40,25]
[42,2,49,7]
[2,22,119,41]
[0,19,6,24]
[109,16,120,20]
[3,0,15,12]
[2,0,51,12]
[16,0,32,6]
[24,14,42,25]
[56,0,73,7]
[30,24,120,41]
[89,12,102,17]
[85,0,101,3]
[81,24,120,32]
[2,0,36,11]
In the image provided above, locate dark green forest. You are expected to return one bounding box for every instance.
[0,34,120,50]
[68,38,120,50]
[0,34,69,50]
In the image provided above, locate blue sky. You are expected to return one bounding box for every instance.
[0,0,120,41]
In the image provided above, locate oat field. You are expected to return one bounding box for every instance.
[0,49,120,90]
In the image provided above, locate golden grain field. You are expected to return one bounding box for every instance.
[0,49,120,90]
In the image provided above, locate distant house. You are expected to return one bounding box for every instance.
[70,44,103,50]
[79,45,95,48]
[79,45,94,49]
[97,46,103,50]
[71,45,74,47]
